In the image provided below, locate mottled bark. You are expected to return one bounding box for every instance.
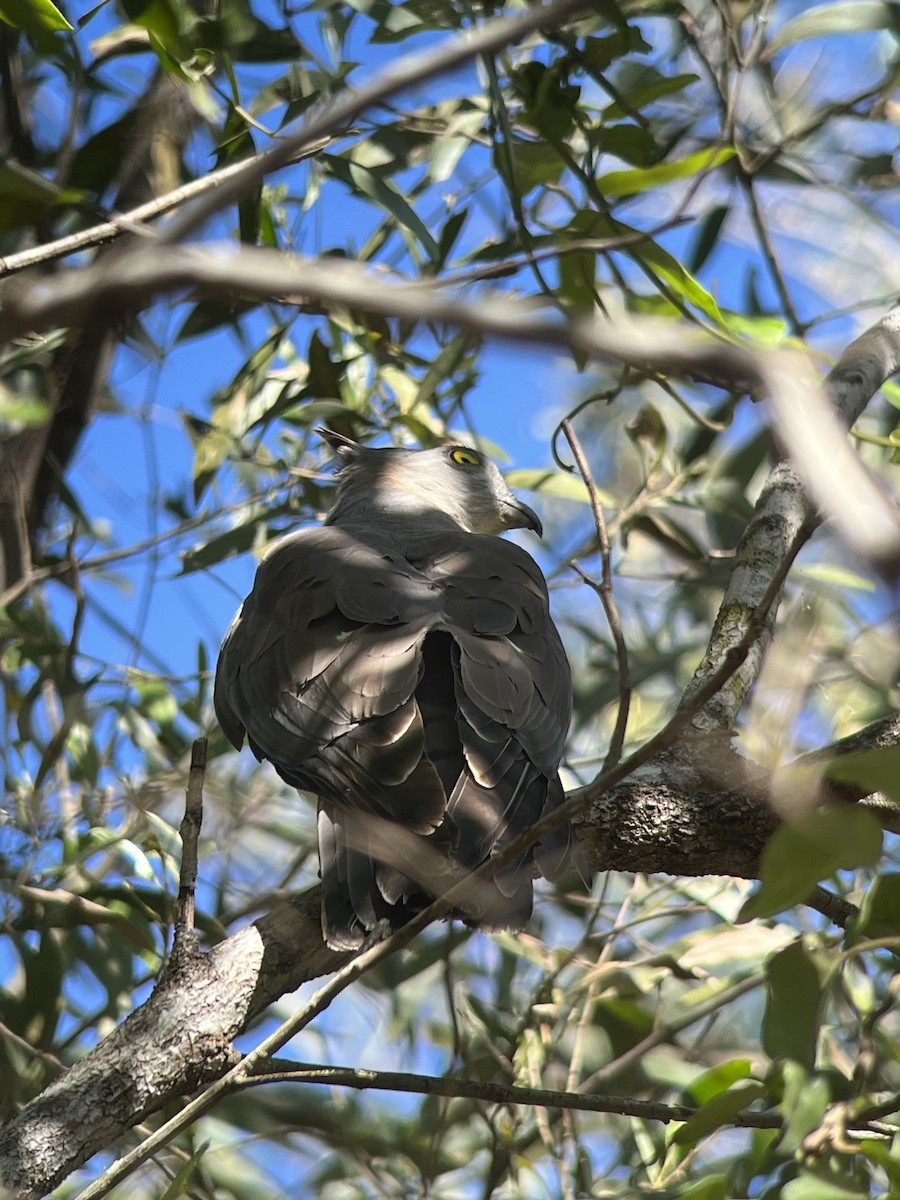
[0,892,348,1198]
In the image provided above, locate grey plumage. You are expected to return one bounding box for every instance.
[215,430,587,949]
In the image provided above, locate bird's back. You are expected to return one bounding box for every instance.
[215,447,585,949]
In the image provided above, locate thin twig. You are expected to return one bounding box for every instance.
[577,972,763,1093]
[0,145,326,279]
[561,419,631,768]
[241,1058,785,1130]
[171,738,207,963]
[803,886,857,929]
[737,167,803,336]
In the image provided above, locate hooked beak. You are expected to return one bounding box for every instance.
[501,497,543,538]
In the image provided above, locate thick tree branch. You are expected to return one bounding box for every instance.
[682,301,900,728]
[0,891,348,1199]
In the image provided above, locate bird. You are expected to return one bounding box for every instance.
[214,429,587,950]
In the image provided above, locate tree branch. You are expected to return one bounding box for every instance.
[242,1057,785,1129]
[681,302,900,727]
[0,143,331,279]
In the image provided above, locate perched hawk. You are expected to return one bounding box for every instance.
[215,431,586,948]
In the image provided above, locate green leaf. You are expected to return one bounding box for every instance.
[762,938,828,1071]
[0,0,71,34]
[0,163,84,208]
[136,680,178,726]
[179,518,267,575]
[599,123,660,167]
[777,1062,830,1154]
[599,146,734,197]
[324,155,439,261]
[158,1142,210,1200]
[825,744,900,804]
[602,72,698,120]
[505,468,613,506]
[857,1138,900,1188]
[582,27,651,72]
[720,309,788,344]
[765,2,900,58]
[781,1172,869,1200]
[410,334,475,412]
[847,872,900,944]
[634,235,726,325]
[558,246,597,317]
[672,1082,766,1145]
[685,1059,753,1105]
[672,1176,730,1200]
[738,806,883,922]
[119,0,185,59]
[568,210,726,325]
[793,563,875,592]
[688,204,729,274]
[0,388,51,428]
[508,139,566,194]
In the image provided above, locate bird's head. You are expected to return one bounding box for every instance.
[318,428,542,537]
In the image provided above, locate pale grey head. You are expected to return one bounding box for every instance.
[318,428,542,537]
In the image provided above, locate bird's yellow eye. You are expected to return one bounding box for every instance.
[449,447,481,467]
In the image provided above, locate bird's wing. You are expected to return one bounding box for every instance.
[407,531,579,897]
[214,524,447,829]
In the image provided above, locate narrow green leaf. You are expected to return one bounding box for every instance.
[602,72,698,119]
[0,163,83,205]
[508,139,566,194]
[436,207,468,267]
[847,872,900,944]
[762,938,827,1070]
[738,806,883,922]
[324,155,439,260]
[157,1142,210,1200]
[634,235,726,325]
[0,389,51,428]
[781,1172,868,1200]
[0,0,72,34]
[582,27,651,71]
[825,744,900,804]
[777,1061,830,1154]
[685,1059,753,1105]
[672,1082,766,1145]
[857,1138,900,1188]
[136,680,178,726]
[411,334,474,412]
[179,519,265,576]
[119,0,185,58]
[765,2,900,58]
[599,123,660,167]
[672,1176,730,1200]
[599,146,734,197]
[505,468,613,506]
[558,247,597,317]
[688,204,729,274]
